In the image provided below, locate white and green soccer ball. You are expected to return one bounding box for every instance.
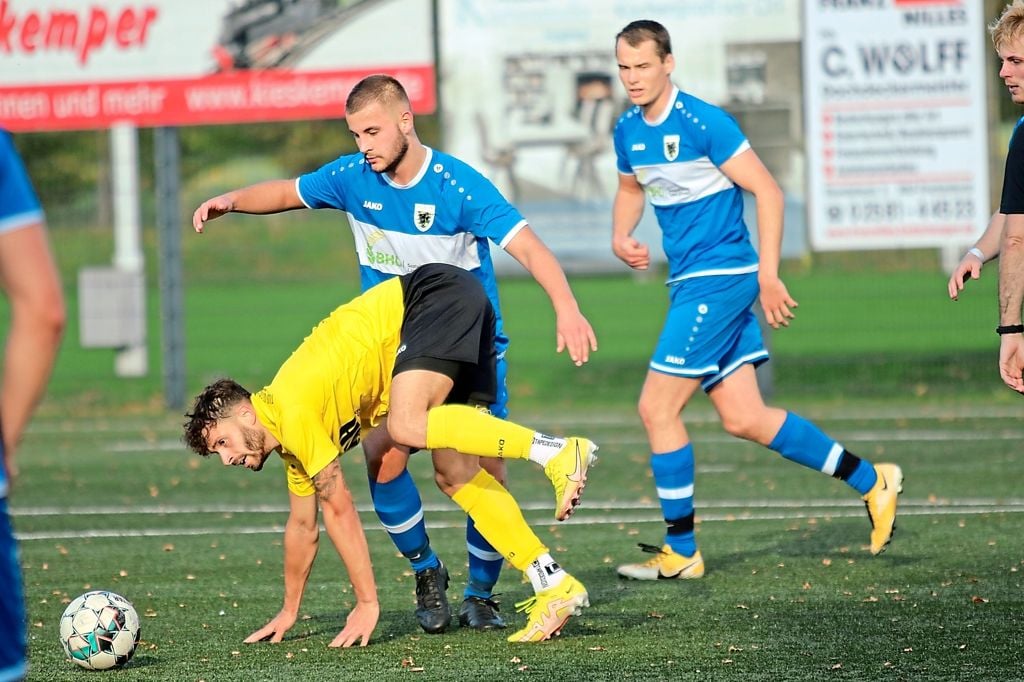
[58,590,141,670]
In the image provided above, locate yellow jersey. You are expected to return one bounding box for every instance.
[251,277,404,496]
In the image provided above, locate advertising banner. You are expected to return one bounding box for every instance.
[803,0,989,250]
[438,0,802,271]
[0,0,435,131]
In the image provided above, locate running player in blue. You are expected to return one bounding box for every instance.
[192,75,596,633]
[0,130,66,681]
[609,21,902,581]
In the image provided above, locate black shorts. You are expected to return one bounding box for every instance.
[395,263,497,406]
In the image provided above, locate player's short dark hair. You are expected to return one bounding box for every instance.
[616,20,672,60]
[183,378,250,457]
[346,74,411,114]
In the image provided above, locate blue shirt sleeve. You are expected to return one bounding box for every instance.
[613,118,633,175]
[0,131,44,233]
[455,163,525,243]
[296,155,350,210]
[693,102,748,167]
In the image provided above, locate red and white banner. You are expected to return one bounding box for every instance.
[0,0,435,131]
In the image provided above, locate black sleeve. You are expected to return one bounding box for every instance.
[1000,121,1024,214]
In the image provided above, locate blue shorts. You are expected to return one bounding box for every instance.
[649,273,769,391]
[0,496,26,682]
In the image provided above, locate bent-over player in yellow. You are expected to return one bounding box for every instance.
[183,263,597,644]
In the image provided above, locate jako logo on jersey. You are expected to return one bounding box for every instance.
[396,344,407,355]
[663,135,680,161]
[362,200,383,211]
[414,203,436,232]
[631,143,646,151]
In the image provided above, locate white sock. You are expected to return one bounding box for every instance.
[525,552,566,593]
[527,434,566,467]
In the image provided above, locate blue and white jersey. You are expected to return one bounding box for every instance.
[0,131,44,237]
[614,86,758,284]
[297,146,528,356]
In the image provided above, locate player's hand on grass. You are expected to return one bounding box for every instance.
[555,309,598,366]
[244,609,297,644]
[612,235,650,270]
[192,194,235,233]
[758,275,798,329]
[328,600,379,648]
[947,252,983,301]
[999,334,1024,393]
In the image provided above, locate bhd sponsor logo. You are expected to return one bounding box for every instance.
[365,245,404,268]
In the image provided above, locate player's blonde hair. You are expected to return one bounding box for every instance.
[991,0,1024,51]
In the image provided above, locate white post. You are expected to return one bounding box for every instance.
[110,122,148,377]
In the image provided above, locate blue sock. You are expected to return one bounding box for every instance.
[369,470,438,572]
[651,445,697,556]
[768,412,878,495]
[464,517,503,599]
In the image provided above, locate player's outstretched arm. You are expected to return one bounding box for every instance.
[243,492,319,644]
[313,457,380,647]
[949,212,1004,300]
[192,179,305,233]
[611,173,649,270]
[504,227,597,366]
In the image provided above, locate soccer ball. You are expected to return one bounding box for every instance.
[58,590,141,670]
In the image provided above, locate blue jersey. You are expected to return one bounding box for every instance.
[0,131,44,237]
[614,86,758,284]
[296,147,525,358]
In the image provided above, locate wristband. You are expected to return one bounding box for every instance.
[996,324,1024,335]
[968,247,985,260]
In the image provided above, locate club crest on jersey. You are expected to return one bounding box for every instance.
[414,203,436,232]
[663,135,680,161]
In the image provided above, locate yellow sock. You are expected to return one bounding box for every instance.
[426,404,534,459]
[450,469,546,572]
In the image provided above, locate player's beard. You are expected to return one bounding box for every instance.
[242,425,268,471]
[380,133,410,175]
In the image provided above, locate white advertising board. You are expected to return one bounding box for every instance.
[438,0,802,271]
[803,0,989,250]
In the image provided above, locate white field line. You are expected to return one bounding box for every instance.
[98,427,1024,454]
[24,403,1024,437]
[12,497,1024,517]
[14,499,1024,541]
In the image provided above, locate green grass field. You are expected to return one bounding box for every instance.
[14,404,1024,681]
[7,213,1023,680]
